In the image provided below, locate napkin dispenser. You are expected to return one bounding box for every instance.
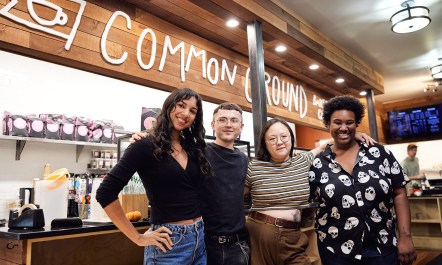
[8,204,45,229]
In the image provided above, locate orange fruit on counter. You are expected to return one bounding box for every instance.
[125,212,134,221]
[125,211,142,222]
[133,211,142,221]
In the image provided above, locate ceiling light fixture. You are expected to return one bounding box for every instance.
[335,78,344,83]
[390,0,431,34]
[359,91,367,96]
[275,45,287,52]
[226,19,239,28]
[309,64,319,70]
[425,84,440,92]
[430,58,442,79]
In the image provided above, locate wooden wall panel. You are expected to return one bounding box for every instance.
[383,94,442,112]
[0,0,386,109]
[295,125,329,150]
[0,0,334,130]
[115,0,380,100]
[263,0,384,93]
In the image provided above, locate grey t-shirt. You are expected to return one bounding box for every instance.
[401,157,420,177]
[401,157,420,195]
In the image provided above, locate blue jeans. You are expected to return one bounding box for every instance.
[205,238,250,265]
[144,219,206,265]
[318,243,398,265]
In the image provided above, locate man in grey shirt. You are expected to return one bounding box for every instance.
[401,143,425,195]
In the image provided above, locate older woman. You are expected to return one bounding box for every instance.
[309,95,416,265]
[245,117,373,265]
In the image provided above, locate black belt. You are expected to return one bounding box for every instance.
[205,233,247,244]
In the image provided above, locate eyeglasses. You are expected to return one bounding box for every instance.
[266,134,290,145]
[216,117,241,126]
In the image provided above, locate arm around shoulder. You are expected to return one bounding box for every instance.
[310,138,333,157]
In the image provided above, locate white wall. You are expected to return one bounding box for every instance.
[0,51,257,219]
[385,140,442,179]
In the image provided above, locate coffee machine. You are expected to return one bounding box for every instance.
[422,178,442,196]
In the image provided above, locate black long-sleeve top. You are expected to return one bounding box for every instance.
[96,137,203,224]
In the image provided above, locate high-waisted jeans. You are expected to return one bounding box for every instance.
[144,218,206,265]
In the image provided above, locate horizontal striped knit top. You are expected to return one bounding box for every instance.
[245,152,314,211]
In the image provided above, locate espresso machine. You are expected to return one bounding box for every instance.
[422,177,442,196]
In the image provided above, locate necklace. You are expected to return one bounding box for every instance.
[171,143,183,154]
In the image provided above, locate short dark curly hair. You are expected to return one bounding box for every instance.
[322,95,365,127]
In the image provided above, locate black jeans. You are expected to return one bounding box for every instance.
[206,239,250,265]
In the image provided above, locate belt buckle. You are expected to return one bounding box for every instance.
[274,217,283,228]
[218,236,227,244]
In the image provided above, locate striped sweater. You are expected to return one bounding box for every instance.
[245,152,314,211]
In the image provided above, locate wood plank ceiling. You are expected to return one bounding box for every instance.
[123,0,384,99]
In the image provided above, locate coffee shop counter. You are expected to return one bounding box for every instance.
[0,221,150,265]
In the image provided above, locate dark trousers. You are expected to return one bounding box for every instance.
[206,238,250,265]
[319,243,399,265]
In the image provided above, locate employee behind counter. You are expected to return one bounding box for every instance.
[400,144,426,196]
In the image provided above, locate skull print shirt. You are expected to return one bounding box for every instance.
[309,141,409,260]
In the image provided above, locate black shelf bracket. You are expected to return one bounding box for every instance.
[16,140,26,160]
[76,145,84,163]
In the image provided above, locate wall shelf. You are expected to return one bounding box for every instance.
[87,168,111,172]
[411,219,441,223]
[0,135,116,162]
[408,197,442,250]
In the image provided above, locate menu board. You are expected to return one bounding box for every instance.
[388,104,442,141]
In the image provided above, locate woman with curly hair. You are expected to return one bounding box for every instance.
[97,88,211,265]
[309,95,416,265]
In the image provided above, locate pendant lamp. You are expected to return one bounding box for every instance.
[390,0,431,33]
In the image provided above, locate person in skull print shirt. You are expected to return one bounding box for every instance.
[309,95,416,265]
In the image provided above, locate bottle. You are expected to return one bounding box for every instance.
[43,164,51,179]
